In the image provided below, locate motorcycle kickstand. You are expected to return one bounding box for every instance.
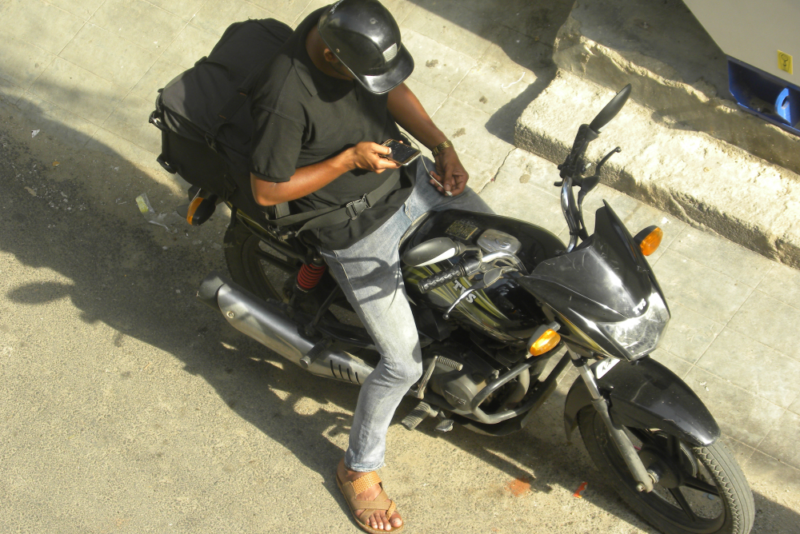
[570,352,656,493]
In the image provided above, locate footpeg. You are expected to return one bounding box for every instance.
[436,355,463,371]
[435,419,455,433]
[299,339,330,369]
[402,402,438,431]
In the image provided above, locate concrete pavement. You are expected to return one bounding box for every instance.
[2,0,800,532]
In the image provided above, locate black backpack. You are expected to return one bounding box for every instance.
[150,18,403,233]
[149,19,293,223]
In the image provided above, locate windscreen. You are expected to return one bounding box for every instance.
[523,204,653,320]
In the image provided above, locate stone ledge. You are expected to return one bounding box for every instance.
[554,0,800,177]
[515,71,800,268]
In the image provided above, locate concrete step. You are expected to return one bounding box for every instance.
[514,70,800,267]
[551,0,800,177]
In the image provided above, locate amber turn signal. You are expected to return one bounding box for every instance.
[186,197,204,225]
[529,329,561,356]
[634,226,663,257]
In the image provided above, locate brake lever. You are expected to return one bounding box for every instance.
[596,146,621,173]
[575,147,620,208]
[443,280,485,320]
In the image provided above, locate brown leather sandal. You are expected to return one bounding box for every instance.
[336,470,403,533]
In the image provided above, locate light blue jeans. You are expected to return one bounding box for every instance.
[320,158,492,472]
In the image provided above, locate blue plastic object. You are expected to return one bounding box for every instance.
[728,57,800,136]
[775,87,800,126]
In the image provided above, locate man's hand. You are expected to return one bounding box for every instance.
[386,84,470,195]
[346,142,401,173]
[432,148,469,196]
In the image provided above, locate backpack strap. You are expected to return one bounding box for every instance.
[209,90,249,142]
[266,170,403,235]
[207,63,266,147]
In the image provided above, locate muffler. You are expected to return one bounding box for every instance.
[197,274,374,385]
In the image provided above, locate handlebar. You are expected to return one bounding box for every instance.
[419,264,467,293]
[558,84,631,252]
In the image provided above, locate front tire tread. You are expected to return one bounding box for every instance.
[693,444,754,534]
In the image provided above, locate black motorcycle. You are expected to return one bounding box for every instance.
[194,85,754,534]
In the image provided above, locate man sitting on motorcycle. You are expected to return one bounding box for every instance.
[248,1,490,531]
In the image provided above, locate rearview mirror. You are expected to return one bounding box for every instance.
[589,84,631,133]
[402,237,461,267]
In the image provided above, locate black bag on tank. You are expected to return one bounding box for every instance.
[149,19,292,221]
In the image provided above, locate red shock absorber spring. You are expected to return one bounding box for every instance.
[296,263,326,291]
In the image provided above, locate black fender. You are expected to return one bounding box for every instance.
[564,356,720,447]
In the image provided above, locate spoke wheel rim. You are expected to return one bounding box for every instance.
[592,417,726,533]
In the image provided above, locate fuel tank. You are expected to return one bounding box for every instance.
[402,210,566,345]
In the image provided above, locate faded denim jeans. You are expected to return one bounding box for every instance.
[320,158,492,472]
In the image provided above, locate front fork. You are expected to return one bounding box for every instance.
[570,351,656,493]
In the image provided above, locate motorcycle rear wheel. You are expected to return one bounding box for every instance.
[223,216,299,302]
[578,408,754,534]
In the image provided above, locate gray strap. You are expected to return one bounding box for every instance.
[267,170,403,234]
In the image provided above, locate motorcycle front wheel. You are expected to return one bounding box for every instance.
[578,408,754,534]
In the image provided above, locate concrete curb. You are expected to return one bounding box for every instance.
[551,0,800,178]
[515,70,800,268]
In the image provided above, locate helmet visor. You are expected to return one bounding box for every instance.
[343,43,414,94]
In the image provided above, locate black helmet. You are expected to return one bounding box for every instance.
[318,0,414,94]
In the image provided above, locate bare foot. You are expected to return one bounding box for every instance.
[337,459,403,531]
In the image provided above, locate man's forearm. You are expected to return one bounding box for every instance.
[251,153,350,207]
[387,83,448,151]
[387,83,469,196]
[251,142,399,207]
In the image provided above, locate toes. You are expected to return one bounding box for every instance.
[366,511,400,531]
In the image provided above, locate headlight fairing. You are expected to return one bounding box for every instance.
[598,291,670,360]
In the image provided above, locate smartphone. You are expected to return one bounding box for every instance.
[381,139,421,166]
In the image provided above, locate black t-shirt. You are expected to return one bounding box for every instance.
[249,7,414,250]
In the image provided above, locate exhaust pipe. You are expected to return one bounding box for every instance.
[198,274,374,385]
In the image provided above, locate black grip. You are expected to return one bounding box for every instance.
[419,265,465,293]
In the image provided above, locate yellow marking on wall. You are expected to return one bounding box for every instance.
[778,50,793,75]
